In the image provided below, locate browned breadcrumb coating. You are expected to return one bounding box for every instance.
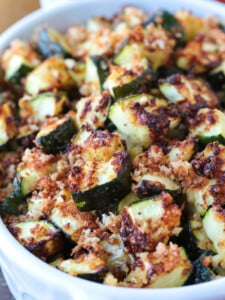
[120,192,181,253]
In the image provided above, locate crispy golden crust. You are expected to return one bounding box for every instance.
[120,192,181,253]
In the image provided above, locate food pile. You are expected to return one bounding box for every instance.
[1,6,225,287]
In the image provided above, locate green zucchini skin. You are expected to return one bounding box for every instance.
[36,117,77,154]
[90,56,109,86]
[143,10,185,46]
[36,27,72,59]
[0,179,26,216]
[112,69,156,101]
[198,135,225,146]
[72,152,131,211]
[8,64,33,84]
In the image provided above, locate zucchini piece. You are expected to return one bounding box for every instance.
[0,102,17,146]
[19,92,68,123]
[120,192,181,252]
[208,61,225,89]
[68,61,86,87]
[117,192,139,213]
[84,56,109,95]
[175,10,207,41]
[75,92,111,129]
[113,42,149,70]
[124,243,192,288]
[109,93,181,148]
[132,146,180,197]
[17,148,57,196]
[189,108,225,146]
[186,178,217,216]
[25,56,75,95]
[112,69,155,101]
[191,142,225,179]
[159,74,218,113]
[8,220,63,259]
[49,199,93,243]
[58,252,106,282]
[0,178,26,216]
[69,152,131,211]
[167,137,196,162]
[203,206,225,257]
[36,116,76,154]
[1,39,41,83]
[143,10,185,46]
[34,26,72,58]
[68,127,131,211]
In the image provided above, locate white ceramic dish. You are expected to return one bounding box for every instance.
[1,0,225,299]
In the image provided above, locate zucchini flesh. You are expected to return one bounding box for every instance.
[8,220,63,259]
[19,92,68,123]
[25,56,75,95]
[68,127,131,211]
[75,92,111,129]
[0,103,17,146]
[203,206,225,258]
[113,42,149,70]
[109,93,181,148]
[85,56,109,95]
[58,253,106,282]
[120,192,181,252]
[189,108,225,146]
[36,116,76,154]
[124,244,192,287]
[17,149,57,196]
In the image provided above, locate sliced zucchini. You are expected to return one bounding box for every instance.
[25,56,75,95]
[159,74,218,113]
[84,56,109,95]
[49,199,90,243]
[104,67,155,101]
[167,137,196,162]
[19,92,68,123]
[68,61,86,87]
[1,39,40,83]
[208,61,225,89]
[191,142,225,178]
[143,10,185,46]
[35,116,76,154]
[113,42,149,70]
[17,148,57,196]
[8,220,63,259]
[175,28,225,74]
[68,127,131,211]
[58,252,106,282]
[124,243,192,288]
[189,108,225,145]
[203,206,225,257]
[117,192,139,213]
[0,178,26,216]
[175,10,207,41]
[186,178,217,216]
[34,26,72,58]
[132,147,180,197]
[109,93,181,148]
[143,23,175,71]
[0,102,17,146]
[75,92,111,129]
[120,192,181,252]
